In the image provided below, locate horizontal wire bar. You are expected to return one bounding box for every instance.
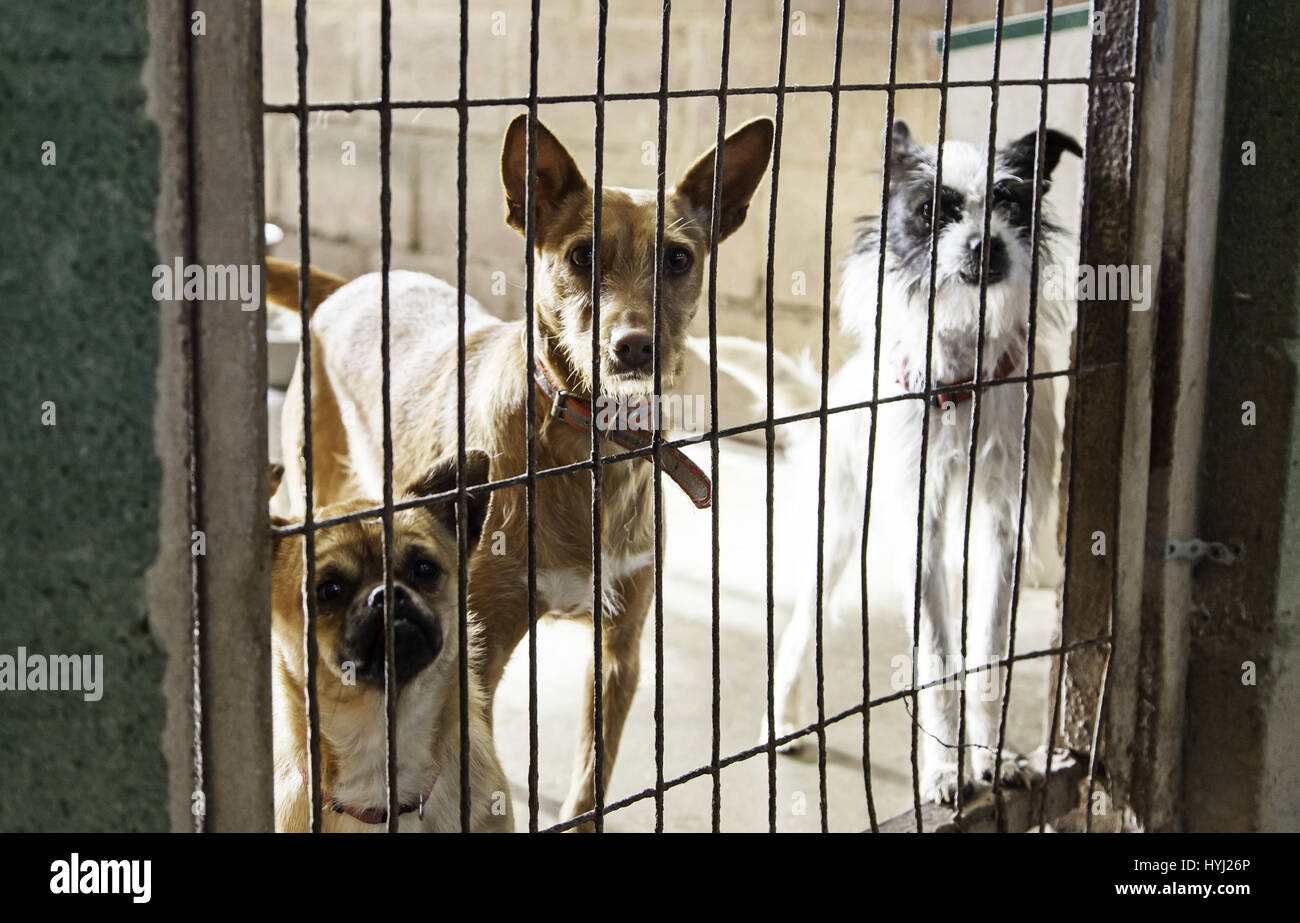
[269,361,1117,537]
[263,74,1135,114]
[542,634,1112,832]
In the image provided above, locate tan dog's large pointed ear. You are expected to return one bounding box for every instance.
[674,116,774,243]
[405,449,492,548]
[501,115,588,236]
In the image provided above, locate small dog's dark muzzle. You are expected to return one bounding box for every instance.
[960,236,1008,286]
[344,584,442,685]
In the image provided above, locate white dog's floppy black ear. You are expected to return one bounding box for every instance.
[675,116,774,243]
[1000,129,1083,181]
[888,120,925,172]
[406,450,492,548]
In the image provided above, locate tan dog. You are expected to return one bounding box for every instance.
[270,451,512,832]
[272,114,774,827]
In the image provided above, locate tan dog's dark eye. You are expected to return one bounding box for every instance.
[316,580,344,603]
[665,246,693,275]
[568,244,593,269]
[411,559,441,584]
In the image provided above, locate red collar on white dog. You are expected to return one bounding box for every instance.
[296,765,439,826]
[902,328,1027,408]
[531,353,713,509]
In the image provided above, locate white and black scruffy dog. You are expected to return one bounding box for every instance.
[711,120,1081,804]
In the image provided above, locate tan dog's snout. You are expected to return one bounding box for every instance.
[343,582,442,686]
[609,325,654,372]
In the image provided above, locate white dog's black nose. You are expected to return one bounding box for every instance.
[962,236,1008,284]
[611,327,653,371]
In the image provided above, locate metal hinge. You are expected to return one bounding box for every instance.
[1164,538,1237,564]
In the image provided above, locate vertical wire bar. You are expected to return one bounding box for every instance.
[378,0,400,833]
[717,0,759,837]
[293,0,323,835]
[759,0,789,835]
[994,0,1055,832]
[859,0,903,834]
[811,0,846,834]
[953,0,1007,822]
[182,0,208,834]
[455,0,472,833]
[650,0,671,833]
[907,0,956,833]
[524,0,541,834]
[1084,0,1144,834]
[588,0,610,834]
[707,0,734,835]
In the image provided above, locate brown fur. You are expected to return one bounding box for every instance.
[275,114,773,828]
[270,452,512,832]
[265,257,348,316]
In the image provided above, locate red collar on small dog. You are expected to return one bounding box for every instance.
[296,766,440,826]
[902,328,1027,408]
[532,353,713,509]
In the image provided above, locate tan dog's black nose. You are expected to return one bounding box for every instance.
[611,328,653,371]
[349,585,442,684]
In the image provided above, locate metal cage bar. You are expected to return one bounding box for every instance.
[523,0,542,835]
[454,0,474,834]
[905,0,956,833]
[858,0,904,836]
[588,0,610,835]
[709,0,736,835]
[812,0,849,835]
[954,0,1008,822]
[650,0,672,834]
[262,75,1135,116]
[292,0,324,835]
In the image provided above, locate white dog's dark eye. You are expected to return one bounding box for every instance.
[411,559,441,583]
[665,246,693,275]
[917,200,932,226]
[568,244,593,269]
[316,580,344,603]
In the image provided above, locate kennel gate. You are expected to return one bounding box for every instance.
[165,0,1218,832]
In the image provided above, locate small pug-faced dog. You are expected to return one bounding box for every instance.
[269,451,513,832]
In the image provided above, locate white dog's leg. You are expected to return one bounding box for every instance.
[912,488,962,804]
[964,497,1033,789]
[764,476,862,754]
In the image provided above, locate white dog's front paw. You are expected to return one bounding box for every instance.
[973,750,1037,789]
[921,763,967,804]
[758,716,804,755]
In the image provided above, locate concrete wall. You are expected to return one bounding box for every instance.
[1186,0,1300,833]
[0,0,168,831]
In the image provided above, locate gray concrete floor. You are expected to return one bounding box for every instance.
[492,438,1058,832]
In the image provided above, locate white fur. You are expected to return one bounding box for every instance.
[536,549,655,618]
[278,271,500,518]
[711,136,1074,803]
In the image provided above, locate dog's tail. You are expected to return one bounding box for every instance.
[265,257,349,316]
[688,335,822,419]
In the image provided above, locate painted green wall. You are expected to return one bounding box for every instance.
[0,0,167,831]
[1189,0,1300,832]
